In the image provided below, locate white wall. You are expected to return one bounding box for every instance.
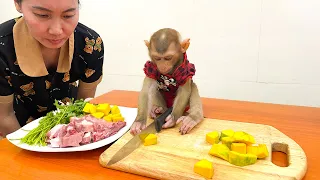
[1,0,320,107]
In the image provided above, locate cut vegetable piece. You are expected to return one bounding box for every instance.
[220,129,235,140]
[206,131,220,144]
[194,159,214,179]
[221,137,235,149]
[228,151,257,166]
[111,105,121,114]
[209,144,230,161]
[247,144,269,159]
[233,131,255,144]
[91,112,104,119]
[96,103,111,115]
[143,134,157,146]
[83,103,95,113]
[231,143,247,154]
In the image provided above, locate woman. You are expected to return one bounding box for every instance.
[0,0,104,136]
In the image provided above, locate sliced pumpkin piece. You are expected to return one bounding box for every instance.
[206,131,220,144]
[194,159,214,179]
[228,151,257,166]
[209,144,230,161]
[231,143,247,154]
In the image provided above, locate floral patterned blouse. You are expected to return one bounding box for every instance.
[0,17,104,126]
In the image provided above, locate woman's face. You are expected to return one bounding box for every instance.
[15,0,79,49]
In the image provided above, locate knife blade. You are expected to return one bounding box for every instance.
[107,107,173,166]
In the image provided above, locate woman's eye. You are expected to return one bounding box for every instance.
[63,15,75,19]
[34,13,49,18]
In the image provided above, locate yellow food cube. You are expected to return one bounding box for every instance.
[103,116,113,122]
[111,105,120,114]
[143,134,157,146]
[209,144,230,161]
[91,112,104,119]
[83,103,96,114]
[231,143,247,154]
[96,103,111,115]
[194,159,214,179]
[221,137,235,149]
[206,131,220,144]
[228,151,257,167]
[112,113,122,117]
[233,131,255,145]
[112,116,125,122]
[220,129,235,140]
[247,144,269,159]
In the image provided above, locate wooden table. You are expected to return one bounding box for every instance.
[0,90,319,180]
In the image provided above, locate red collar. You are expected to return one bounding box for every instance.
[143,53,195,87]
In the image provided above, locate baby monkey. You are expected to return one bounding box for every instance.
[130,28,204,135]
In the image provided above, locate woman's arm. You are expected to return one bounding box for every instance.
[0,95,21,136]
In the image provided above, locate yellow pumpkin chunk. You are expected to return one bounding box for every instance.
[247,144,269,159]
[209,144,230,161]
[91,112,104,119]
[229,151,257,167]
[111,105,120,114]
[96,103,111,115]
[103,115,113,122]
[206,131,220,144]
[112,116,125,122]
[143,134,157,146]
[220,129,235,140]
[194,159,214,179]
[221,137,235,149]
[83,103,96,114]
[231,143,247,154]
[233,131,255,145]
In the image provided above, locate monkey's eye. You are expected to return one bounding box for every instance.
[164,56,173,60]
[153,56,161,61]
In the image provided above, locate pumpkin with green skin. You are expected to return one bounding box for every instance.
[209,144,230,161]
[228,151,257,166]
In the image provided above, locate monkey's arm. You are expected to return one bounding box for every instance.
[187,82,204,122]
[135,77,154,123]
[177,82,204,134]
[171,78,192,121]
[131,77,165,135]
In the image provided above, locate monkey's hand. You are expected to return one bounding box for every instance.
[176,116,201,135]
[162,114,176,129]
[130,121,146,135]
[150,105,165,119]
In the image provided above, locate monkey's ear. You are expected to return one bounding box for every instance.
[144,40,150,48]
[181,38,190,53]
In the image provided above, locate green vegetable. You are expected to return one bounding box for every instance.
[19,99,87,146]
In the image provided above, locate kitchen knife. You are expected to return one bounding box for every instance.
[107,107,172,166]
[155,107,173,132]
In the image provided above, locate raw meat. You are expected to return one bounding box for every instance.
[46,115,126,148]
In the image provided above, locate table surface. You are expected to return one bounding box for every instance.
[0,90,319,180]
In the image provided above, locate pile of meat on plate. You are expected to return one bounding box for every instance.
[46,115,126,148]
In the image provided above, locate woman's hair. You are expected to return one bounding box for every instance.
[16,0,80,4]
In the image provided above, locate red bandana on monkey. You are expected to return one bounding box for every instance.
[143,53,196,110]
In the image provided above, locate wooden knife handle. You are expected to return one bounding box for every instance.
[155,107,173,132]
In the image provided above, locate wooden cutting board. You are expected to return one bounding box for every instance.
[99,118,307,180]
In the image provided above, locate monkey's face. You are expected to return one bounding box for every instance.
[150,42,181,75]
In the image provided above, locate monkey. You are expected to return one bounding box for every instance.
[130,28,204,136]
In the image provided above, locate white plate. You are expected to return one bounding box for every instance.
[6,106,137,152]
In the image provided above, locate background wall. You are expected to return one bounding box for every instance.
[1,0,320,107]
